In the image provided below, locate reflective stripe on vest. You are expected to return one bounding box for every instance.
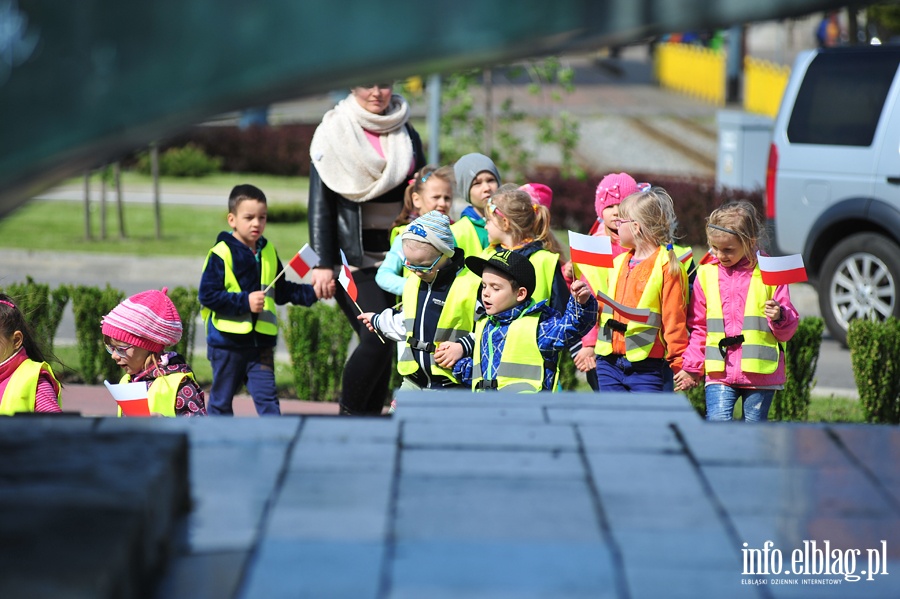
[595,249,673,361]
[699,263,780,374]
[450,218,486,260]
[118,372,196,417]
[397,268,480,380]
[0,360,61,415]
[201,241,279,335]
[471,310,548,393]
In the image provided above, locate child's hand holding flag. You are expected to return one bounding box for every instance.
[264,243,320,293]
[568,231,613,279]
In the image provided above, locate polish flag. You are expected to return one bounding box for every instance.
[757,252,808,286]
[338,249,359,302]
[677,247,693,264]
[104,380,151,417]
[595,290,652,324]
[699,249,717,265]
[287,243,320,278]
[568,231,613,268]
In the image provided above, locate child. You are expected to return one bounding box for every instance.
[451,153,501,259]
[377,165,455,297]
[199,184,320,416]
[0,295,61,414]
[674,202,799,422]
[451,249,598,392]
[102,288,206,417]
[484,184,568,313]
[359,211,479,390]
[595,187,689,392]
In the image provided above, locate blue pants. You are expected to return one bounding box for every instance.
[596,355,666,392]
[705,385,775,422]
[208,346,280,416]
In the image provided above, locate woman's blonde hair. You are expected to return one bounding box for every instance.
[618,186,681,276]
[706,201,765,268]
[392,165,455,231]
[489,184,564,255]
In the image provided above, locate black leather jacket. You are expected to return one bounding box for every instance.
[308,123,425,269]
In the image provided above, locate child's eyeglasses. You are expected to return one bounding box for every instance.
[612,218,635,226]
[403,255,442,273]
[105,343,135,358]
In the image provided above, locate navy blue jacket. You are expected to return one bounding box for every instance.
[199,232,317,349]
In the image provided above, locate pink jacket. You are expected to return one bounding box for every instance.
[682,257,799,387]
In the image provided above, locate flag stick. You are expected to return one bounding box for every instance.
[349,297,386,344]
[262,268,287,294]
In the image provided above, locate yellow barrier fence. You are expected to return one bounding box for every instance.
[743,57,791,118]
[655,42,726,106]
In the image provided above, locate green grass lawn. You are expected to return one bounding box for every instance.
[0,199,309,257]
[66,171,309,203]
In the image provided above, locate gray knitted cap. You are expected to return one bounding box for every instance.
[453,153,501,203]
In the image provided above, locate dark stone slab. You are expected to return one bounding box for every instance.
[0,421,190,599]
[152,551,248,599]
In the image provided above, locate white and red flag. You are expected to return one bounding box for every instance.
[287,243,320,278]
[595,290,652,324]
[338,249,359,302]
[104,380,151,417]
[677,247,693,265]
[568,231,614,269]
[757,252,807,286]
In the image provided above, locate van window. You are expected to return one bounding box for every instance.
[787,52,900,147]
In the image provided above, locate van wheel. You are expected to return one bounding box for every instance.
[818,233,900,346]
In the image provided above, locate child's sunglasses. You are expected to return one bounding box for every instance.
[403,255,442,273]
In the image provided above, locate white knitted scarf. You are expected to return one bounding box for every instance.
[309,93,413,202]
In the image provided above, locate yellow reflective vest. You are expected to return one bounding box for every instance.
[481,246,560,306]
[117,371,198,417]
[397,268,480,381]
[451,217,487,260]
[0,360,61,415]
[698,263,780,374]
[595,250,674,361]
[471,308,551,393]
[201,240,279,336]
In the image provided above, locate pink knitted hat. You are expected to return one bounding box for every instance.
[519,183,553,209]
[594,173,639,217]
[101,288,182,353]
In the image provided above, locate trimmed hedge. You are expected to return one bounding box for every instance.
[152,124,317,177]
[70,285,126,384]
[284,302,353,401]
[848,317,900,424]
[1,277,69,356]
[771,317,824,421]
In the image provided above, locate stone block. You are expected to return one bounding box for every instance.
[401,447,583,479]
[389,539,618,599]
[239,539,383,599]
[403,421,577,451]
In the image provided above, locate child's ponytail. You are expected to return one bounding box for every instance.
[532,204,564,256]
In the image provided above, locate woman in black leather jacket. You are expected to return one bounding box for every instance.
[308,83,425,415]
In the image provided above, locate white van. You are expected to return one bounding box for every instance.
[768,46,900,345]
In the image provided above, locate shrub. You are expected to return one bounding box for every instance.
[528,166,764,247]
[1,277,69,355]
[266,203,308,223]
[684,384,707,418]
[771,317,824,421]
[166,286,201,364]
[284,302,353,401]
[136,144,223,177]
[135,124,317,176]
[557,355,579,391]
[848,317,900,424]
[70,285,125,384]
